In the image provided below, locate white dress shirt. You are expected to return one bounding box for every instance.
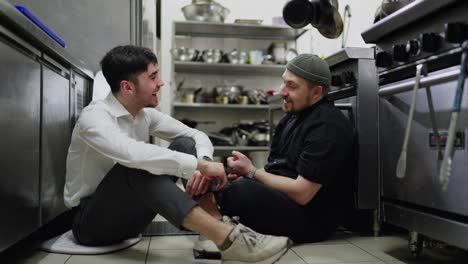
[64,93,213,208]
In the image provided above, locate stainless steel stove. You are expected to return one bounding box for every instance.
[325,48,380,233]
[362,0,468,252]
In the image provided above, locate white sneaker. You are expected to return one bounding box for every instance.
[193,235,221,259]
[220,221,292,264]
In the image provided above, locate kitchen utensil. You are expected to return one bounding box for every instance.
[285,48,298,63]
[396,64,424,179]
[247,89,267,104]
[213,84,243,103]
[439,40,468,190]
[268,42,287,64]
[182,1,230,23]
[201,49,223,63]
[206,132,235,146]
[425,82,443,165]
[227,49,248,64]
[282,0,343,39]
[262,54,274,65]
[171,47,199,61]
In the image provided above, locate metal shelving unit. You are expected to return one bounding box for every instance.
[174,21,307,40]
[174,61,286,75]
[172,21,304,159]
[173,102,270,109]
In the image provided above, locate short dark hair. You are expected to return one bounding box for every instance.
[100,45,158,93]
[307,81,330,96]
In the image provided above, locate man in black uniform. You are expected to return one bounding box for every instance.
[189,54,356,247]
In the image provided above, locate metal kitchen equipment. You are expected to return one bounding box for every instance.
[182,0,229,23]
[0,0,93,251]
[324,47,379,234]
[362,0,468,252]
[282,0,343,39]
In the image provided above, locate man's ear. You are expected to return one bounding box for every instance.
[312,85,323,100]
[119,80,134,94]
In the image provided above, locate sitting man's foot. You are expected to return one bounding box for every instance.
[219,218,292,264]
[193,235,221,259]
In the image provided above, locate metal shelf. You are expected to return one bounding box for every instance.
[174,21,307,40]
[173,102,270,110]
[214,146,269,152]
[174,61,286,75]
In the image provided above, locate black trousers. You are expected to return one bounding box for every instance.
[215,178,330,243]
[72,137,198,246]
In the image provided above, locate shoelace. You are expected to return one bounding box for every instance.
[239,225,260,252]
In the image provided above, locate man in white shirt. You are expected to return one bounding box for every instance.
[64,45,290,264]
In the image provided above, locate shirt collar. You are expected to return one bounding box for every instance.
[105,92,132,118]
[293,95,331,118]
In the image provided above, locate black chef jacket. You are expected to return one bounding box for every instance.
[265,96,356,229]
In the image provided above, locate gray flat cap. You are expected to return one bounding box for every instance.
[286,54,331,86]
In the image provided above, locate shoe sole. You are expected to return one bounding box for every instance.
[193,248,221,260]
[222,238,293,264]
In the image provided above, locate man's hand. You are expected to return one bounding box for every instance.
[196,160,227,191]
[185,170,210,197]
[227,151,254,179]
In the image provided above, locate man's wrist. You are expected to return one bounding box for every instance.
[196,159,209,172]
[201,156,212,161]
[245,166,257,180]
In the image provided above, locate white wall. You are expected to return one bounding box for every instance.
[159,0,381,115]
[309,0,381,58]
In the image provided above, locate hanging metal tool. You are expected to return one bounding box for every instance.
[439,40,468,190]
[426,82,443,164]
[395,63,441,179]
[341,4,352,48]
[396,64,425,179]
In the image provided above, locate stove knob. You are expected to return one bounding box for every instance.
[445,22,468,43]
[421,33,442,52]
[341,71,356,84]
[375,51,392,67]
[331,75,343,87]
[406,39,421,56]
[393,44,409,62]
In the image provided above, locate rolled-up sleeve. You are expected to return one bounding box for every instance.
[78,110,198,179]
[146,110,214,160]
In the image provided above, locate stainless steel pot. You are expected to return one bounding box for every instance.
[227,49,247,64]
[182,1,230,23]
[213,84,243,103]
[171,47,199,61]
[202,49,223,63]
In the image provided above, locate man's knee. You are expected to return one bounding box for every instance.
[168,137,197,156]
[216,178,254,204]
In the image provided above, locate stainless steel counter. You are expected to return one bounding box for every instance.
[0,0,92,78]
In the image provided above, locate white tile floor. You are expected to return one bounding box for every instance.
[13,229,468,264]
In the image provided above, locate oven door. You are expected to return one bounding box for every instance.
[379,65,468,217]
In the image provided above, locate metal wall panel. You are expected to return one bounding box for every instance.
[380,66,468,216]
[0,39,40,251]
[40,65,70,225]
[8,0,134,73]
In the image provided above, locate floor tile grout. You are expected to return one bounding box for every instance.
[63,254,72,264]
[145,237,152,264]
[290,247,308,264]
[346,240,397,263]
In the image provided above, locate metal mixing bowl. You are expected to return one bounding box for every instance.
[171,47,199,61]
[182,2,230,23]
[201,49,223,63]
[227,49,248,64]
